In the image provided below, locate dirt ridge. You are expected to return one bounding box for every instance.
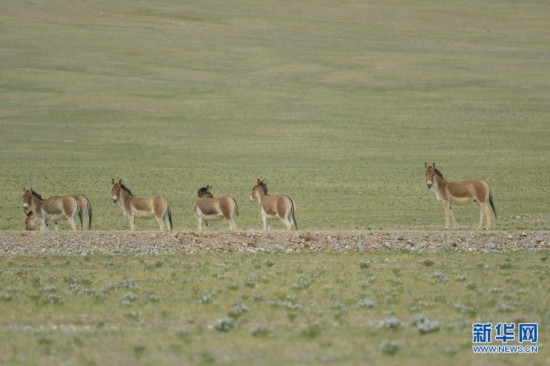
[1,231,549,256]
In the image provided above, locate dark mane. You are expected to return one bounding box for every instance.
[120,184,133,196]
[31,189,44,200]
[258,181,268,194]
[197,186,213,198]
[434,168,444,179]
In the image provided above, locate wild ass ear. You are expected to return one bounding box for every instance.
[119,179,122,185]
[111,178,115,184]
[432,163,436,169]
[424,162,428,168]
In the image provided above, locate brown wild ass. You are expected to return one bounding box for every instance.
[193,185,239,231]
[24,192,92,231]
[249,179,297,230]
[24,211,37,231]
[111,179,173,231]
[22,188,80,231]
[424,162,497,230]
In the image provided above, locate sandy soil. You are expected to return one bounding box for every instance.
[1,230,549,256]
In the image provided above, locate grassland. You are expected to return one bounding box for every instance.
[1,0,549,231]
[0,251,548,365]
[1,1,549,365]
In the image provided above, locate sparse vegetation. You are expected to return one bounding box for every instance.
[1,0,549,364]
[0,252,548,364]
[1,0,549,231]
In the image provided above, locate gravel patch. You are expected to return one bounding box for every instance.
[1,230,549,256]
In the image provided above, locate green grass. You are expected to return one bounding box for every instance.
[1,2,549,363]
[1,0,549,231]
[0,252,548,365]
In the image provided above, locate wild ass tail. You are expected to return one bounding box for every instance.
[168,205,173,231]
[290,199,298,230]
[86,196,93,230]
[76,201,84,230]
[233,197,239,217]
[489,190,497,219]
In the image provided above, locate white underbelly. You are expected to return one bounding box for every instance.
[202,213,224,221]
[450,196,474,205]
[47,214,68,221]
[133,211,155,219]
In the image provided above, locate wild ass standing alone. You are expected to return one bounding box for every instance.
[424,162,497,230]
[22,188,80,231]
[250,179,297,230]
[193,185,239,231]
[111,179,173,231]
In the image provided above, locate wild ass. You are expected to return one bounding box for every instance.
[193,185,238,231]
[250,179,297,230]
[22,188,80,231]
[424,162,496,230]
[111,179,172,231]
[24,192,92,230]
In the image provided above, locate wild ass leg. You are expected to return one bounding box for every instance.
[128,215,136,231]
[78,210,84,230]
[68,217,77,231]
[156,217,165,231]
[197,217,203,232]
[482,203,492,230]
[261,214,268,231]
[442,201,452,229]
[286,220,296,231]
[448,206,458,229]
[228,218,237,231]
[282,216,294,231]
[80,208,87,231]
[285,210,297,230]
